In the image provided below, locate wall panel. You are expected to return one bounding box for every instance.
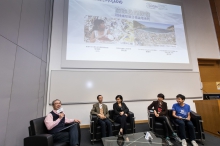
[0,36,16,146]
[0,0,23,43]
[18,0,46,58]
[5,47,42,146]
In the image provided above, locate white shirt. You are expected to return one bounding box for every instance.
[99,103,103,109]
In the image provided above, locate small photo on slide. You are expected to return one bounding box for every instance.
[133,21,177,47]
[84,15,134,45]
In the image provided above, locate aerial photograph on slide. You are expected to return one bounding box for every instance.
[133,21,177,47]
[84,15,134,45]
[84,15,177,48]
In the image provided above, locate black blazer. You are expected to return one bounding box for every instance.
[113,102,129,120]
[148,101,168,116]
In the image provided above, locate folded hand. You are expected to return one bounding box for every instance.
[74,119,81,123]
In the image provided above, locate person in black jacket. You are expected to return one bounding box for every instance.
[148,93,181,145]
[113,95,129,135]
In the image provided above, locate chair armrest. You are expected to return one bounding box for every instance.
[28,126,33,136]
[190,111,204,134]
[190,111,202,126]
[148,110,155,116]
[90,114,98,122]
[24,134,53,146]
[128,111,134,117]
[148,110,155,131]
[128,111,135,133]
[190,111,202,118]
[128,111,135,123]
[90,114,98,134]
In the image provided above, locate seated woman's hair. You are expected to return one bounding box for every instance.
[157,93,165,99]
[115,95,123,101]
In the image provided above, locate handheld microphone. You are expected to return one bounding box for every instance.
[57,107,64,114]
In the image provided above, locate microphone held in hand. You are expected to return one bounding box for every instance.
[57,107,64,114]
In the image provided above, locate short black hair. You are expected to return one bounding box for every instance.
[157,93,165,99]
[52,99,61,105]
[176,94,185,100]
[115,95,123,101]
[97,95,102,99]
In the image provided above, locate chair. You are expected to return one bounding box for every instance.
[148,109,205,144]
[90,110,135,144]
[24,117,81,146]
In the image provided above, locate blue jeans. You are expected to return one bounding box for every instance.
[98,118,113,137]
[174,119,196,141]
[53,124,79,146]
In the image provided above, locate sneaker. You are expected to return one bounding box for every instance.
[182,139,187,146]
[165,137,174,146]
[173,133,181,143]
[191,140,198,146]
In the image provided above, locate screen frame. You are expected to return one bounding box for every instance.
[61,0,192,70]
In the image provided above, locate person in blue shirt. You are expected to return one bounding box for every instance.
[172,94,198,146]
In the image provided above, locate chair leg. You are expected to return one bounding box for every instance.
[199,120,205,145]
[90,121,95,145]
[90,138,95,145]
[133,117,135,134]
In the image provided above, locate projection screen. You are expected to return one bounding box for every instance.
[61,0,192,70]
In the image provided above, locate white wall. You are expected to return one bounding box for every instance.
[49,71,202,103]
[46,0,220,125]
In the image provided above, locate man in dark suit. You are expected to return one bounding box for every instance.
[148,93,181,145]
[90,95,112,137]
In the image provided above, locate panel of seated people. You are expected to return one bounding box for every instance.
[24,93,204,146]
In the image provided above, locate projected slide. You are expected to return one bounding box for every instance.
[66,0,189,64]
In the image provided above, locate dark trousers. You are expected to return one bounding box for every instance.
[53,124,79,146]
[174,119,196,141]
[115,115,128,134]
[98,118,113,137]
[155,116,175,137]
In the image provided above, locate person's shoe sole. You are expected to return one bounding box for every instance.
[165,139,174,146]
[172,135,182,143]
[174,138,182,143]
